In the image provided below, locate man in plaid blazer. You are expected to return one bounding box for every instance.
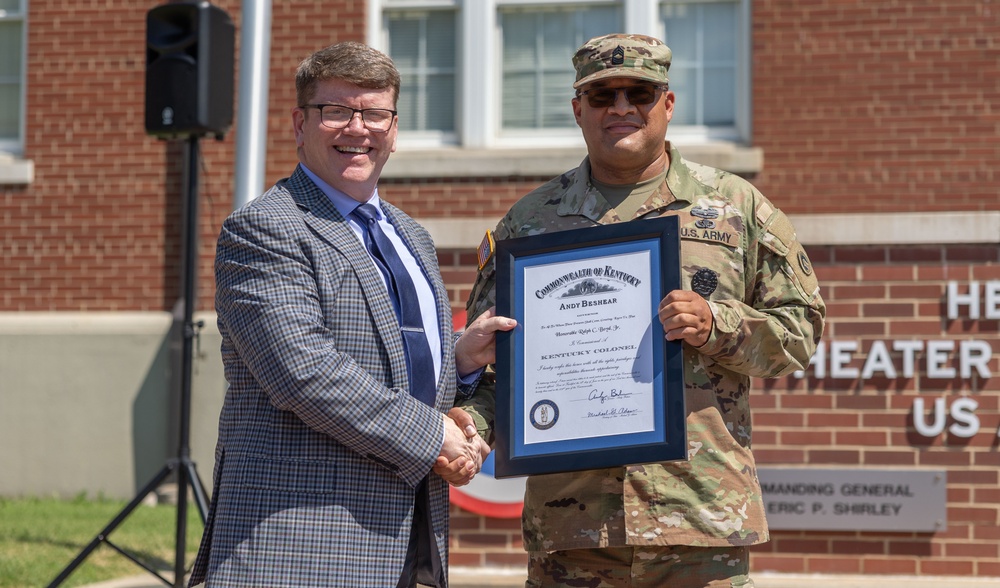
[189,42,514,587]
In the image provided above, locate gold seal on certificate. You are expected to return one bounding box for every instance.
[492,216,687,478]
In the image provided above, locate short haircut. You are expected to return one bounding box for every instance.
[295,42,401,107]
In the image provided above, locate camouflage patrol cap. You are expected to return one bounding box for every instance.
[572,34,671,89]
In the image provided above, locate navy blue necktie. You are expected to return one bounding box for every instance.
[352,203,436,407]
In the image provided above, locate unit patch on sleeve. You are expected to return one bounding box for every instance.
[798,250,813,276]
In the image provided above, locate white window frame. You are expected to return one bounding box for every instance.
[0,0,32,184]
[0,0,27,156]
[370,0,751,151]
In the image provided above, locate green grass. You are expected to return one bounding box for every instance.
[0,494,204,588]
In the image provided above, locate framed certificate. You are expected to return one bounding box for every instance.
[493,216,686,478]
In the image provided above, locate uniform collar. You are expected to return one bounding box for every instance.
[556,142,695,222]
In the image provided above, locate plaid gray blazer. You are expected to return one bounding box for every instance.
[189,166,456,587]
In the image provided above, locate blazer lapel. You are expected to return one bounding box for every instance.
[286,167,410,390]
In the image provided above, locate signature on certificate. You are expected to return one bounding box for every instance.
[585,407,640,419]
[588,388,633,404]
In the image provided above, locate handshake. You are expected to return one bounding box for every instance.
[431,307,514,486]
[433,407,490,487]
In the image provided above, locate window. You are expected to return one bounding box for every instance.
[0,0,25,155]
[385,8,458,139]
[661,0,746,141]
[499,5,620,130]
[373,0,750,149]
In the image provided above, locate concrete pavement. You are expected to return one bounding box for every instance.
[77,568,1000,588]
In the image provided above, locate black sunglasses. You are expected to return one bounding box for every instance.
[576,84,667,108]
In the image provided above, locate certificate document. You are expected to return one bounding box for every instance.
[493,217,686,478]
[522,250,655,445]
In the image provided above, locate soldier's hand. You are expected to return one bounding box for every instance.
[455,306,517,377]
[658,289,713,347]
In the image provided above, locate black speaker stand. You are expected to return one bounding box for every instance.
[48,135,210,588]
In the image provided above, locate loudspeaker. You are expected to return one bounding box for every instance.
[145,1,234,139]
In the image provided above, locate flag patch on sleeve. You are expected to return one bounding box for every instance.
[477,230,495,270]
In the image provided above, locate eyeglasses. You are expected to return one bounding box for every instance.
[575,84,667,108]
[301,104,397,132]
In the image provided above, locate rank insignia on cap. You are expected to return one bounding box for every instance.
[477,230,495,270]
[611,45,625,65]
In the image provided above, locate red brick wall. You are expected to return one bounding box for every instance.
[751,0,1000,214]
[750,244,1000,577]
[2,1,242,311]
[443,244,1000,576]
[4,0,998,310]
[0,1,370,311]
[450,509,528,570]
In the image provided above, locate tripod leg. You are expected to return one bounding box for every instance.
[47,463,175,588]
[173,459,210,586]
[174,462,189,588]
[182,459,210,523]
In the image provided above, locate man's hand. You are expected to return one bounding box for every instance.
[658,289,713,347]
[434,408,490,486]
[455,306,517,378]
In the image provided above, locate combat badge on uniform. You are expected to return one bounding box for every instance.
[691,268,719,297]
[477,230,495,270]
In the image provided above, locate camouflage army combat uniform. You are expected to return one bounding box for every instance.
[462,143,826,554]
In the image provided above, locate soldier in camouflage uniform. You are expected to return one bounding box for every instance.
[460,34,826,587]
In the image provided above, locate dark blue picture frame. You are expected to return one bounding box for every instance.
[494,216,686,478]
